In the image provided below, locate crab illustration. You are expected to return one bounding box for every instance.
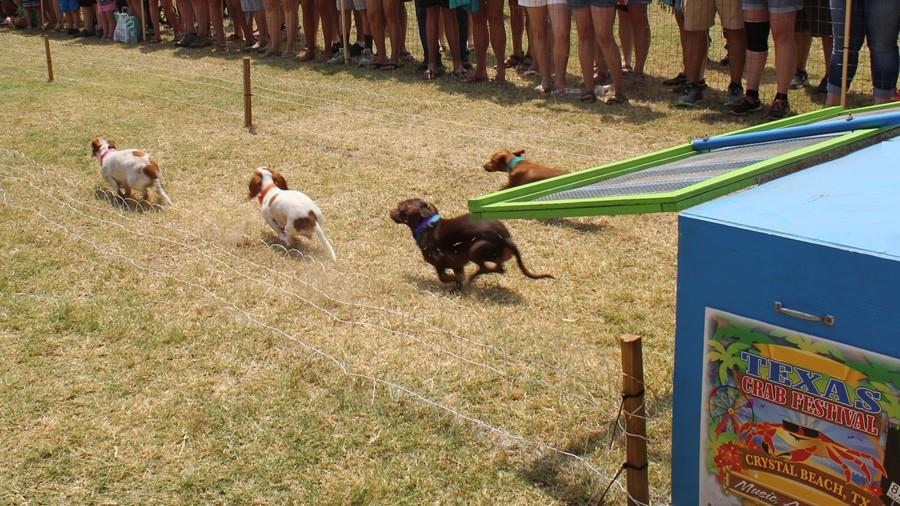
[742,420,887,484]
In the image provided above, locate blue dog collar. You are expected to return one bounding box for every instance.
[507,155,524,172]
[413,214,441,244]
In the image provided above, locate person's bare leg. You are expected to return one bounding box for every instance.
[616,8,632,69]
[397,2,406,53]
[382,0,400,63]
[486,0,504,80]
[684,29,706,83]
[770,10,796,95]
[161,0,177,36]
[507,0,523,61]
[674,9,686,73]
[300,0,316,57]
[626,3,648,74]
[441,7,461,72]
[470,6,489,80]
[426,5,440,72]
[795,28,812,73]
[548,3,568,90]
[149,0,162,40]
[176,0,193,36]
[368,0,386,64]
[525,5,548,89]
[725,27,745,85]
[591,5,624,96]
[282,0,298,51]
[263,0,281,51]
[254,11,269,45]
[573,7,594,95]
[192,0,209,38]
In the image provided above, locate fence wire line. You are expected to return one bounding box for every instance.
[0,184,665,506]
[43,31,669,148]
[0,148,616,409]
[8,34,670,160]
[9,44,607,162]
[0,55,614,362]
[0,157,623,424]
[0,168,616,407]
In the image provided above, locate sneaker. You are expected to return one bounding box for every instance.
[676,83,704,108]
[330,40,341,54]
[767,97,794,120]
[725,82,744,106]
[662,72,687,86]
[730,95,762,116]
[348,42,363,57]
[815,77,828,94]
[176,32,197,47]
[189,35,212,48]
[327,48,345,64]
[790,69,809,89]
[358,48,374,67]
[672,79,706,94]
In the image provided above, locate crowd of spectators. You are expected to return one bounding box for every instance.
[4,0,898,115]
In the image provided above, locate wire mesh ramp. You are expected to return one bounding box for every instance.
[468,104,900,220]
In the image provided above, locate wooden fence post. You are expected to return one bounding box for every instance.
[620,334,649,506]
[243,57,252,129]
[44,35,54,82]
[840,0,853,108]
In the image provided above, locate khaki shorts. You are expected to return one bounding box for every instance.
[683,0,743,31]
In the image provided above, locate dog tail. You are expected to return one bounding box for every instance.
[153,178,174,207]
[314,222,337,261]
[505,238,553,281]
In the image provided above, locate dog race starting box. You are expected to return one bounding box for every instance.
[672,137,900,505]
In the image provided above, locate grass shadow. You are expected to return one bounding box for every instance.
[543,218,608,234]
[521,427,619,505]
[401,273,525,305]
[93,187,163,213]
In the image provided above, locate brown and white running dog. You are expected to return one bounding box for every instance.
[91,138,174,206]
[483,148,568,189]
[247,167,337,261]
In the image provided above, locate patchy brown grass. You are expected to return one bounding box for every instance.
[0,25,858,504]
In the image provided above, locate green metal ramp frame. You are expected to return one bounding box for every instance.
[468,103,900,220]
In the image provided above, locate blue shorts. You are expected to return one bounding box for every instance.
[568,0,648,9]
[59,0,78,11]
[742,0,801,13]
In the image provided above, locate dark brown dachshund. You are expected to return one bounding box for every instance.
[390,199,553,289]
[483,148,568,189]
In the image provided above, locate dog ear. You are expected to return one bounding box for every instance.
[423,201,439,217]
[513,148,525,157]
[107,139,117,149]
[272,171,288,190]
[91,138,100,156]
[247,172,262,200]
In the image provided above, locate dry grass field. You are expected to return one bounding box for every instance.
[0,21,864,504]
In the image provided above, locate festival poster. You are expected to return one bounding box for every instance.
[699,309,900,506]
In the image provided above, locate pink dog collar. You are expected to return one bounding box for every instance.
[99,148,115,165]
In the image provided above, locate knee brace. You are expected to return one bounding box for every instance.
[745,21,770,52]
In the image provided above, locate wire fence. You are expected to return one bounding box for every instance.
[0,149,668,505]
[0,33,682,502]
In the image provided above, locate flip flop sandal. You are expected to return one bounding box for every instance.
[580,90,596,103]
[502,54,522,68]
[399,51,414,62]
[603,92,628,105]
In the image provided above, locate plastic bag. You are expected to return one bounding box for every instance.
[113,8,141,44]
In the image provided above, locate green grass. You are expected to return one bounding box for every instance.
[0,23,879,505]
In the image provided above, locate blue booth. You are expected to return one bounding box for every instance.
[672,137,900,505]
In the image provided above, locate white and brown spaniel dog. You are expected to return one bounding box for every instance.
[91,138,173,206]
[247,167,336,261]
